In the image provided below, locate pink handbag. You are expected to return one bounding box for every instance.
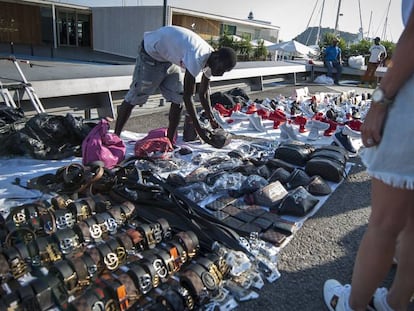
[82,119,126,168]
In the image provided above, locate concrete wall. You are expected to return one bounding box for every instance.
[92,6,164,58]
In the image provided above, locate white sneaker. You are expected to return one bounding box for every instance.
[342,124,361,138]
[280,122,298,140]
[306,120,329,140]
[230,110,250,120]
[212,109,230,129]
[323,279,353,311]
[248,113,267,132]
[372,288,394,311]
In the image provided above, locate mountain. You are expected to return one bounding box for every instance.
[293,26,359,45]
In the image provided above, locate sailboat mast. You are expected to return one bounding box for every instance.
[316,0,325,44]
[381,0,392,40]
[334,0,342,35]
[358,0,364,40]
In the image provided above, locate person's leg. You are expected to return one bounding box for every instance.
[114,100,134,136]
[325,61,334,78]
[160,64,184,143]
[386,208,414,310]
[348,178,414,311]
[167,102,183,144]
[334,61,342,83]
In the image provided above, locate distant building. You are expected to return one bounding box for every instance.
[0,0,279,58]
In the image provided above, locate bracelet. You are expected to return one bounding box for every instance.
[97,242,119,272]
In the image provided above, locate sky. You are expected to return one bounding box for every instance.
[60,0,404,43]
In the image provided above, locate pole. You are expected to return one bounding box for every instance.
[316,0,325,45]
[334,0,342,35]
[163,0,167,26]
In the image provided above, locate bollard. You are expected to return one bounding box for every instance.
[159,98,165,107]
[10,42,14,54]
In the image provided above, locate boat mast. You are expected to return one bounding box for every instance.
[334,0,342,35]
[358,0,364,40]
[381,0,392,40]
[316,0,325,45]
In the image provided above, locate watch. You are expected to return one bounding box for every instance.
[372,87,394,106]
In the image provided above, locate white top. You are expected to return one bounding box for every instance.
[143,25,214,78]
[368,44,387,63]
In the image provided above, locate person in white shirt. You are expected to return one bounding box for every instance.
[114,25,236,146]
[360,37,387,87]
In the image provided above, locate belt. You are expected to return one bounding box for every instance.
[141,40,150,57]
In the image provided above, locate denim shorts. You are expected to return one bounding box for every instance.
[124,46,184,106]
[361,74,414,189]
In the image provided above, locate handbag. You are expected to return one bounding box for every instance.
[274,142,315,166]
[277,186,319,217]
[134,127,175,159]
[82,119,126,169]
[253,181,288,208]
[305,145,348,182]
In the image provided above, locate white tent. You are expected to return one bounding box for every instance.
[267,40,318,58]
[250,39,275,47]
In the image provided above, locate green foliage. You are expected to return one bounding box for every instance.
[253,39,268,60]
[342,39,396,63]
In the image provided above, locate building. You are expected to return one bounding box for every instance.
[0,0,280,58]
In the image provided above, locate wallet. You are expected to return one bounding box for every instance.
[205,196,237,211]
[260,228,290,247]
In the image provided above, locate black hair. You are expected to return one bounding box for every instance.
[216,47,237,70]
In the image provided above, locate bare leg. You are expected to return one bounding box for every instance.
[114,101,134,136]
[349,178,414,311]
[387,212,414,310]
[167,102,183,144]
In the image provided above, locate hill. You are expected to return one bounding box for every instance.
[294,26,359,45]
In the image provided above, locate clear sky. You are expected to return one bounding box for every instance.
[61,0,404,43]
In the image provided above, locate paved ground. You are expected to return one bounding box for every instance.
[122,83,413,311]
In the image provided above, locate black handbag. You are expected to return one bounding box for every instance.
[277,186,319,217]
[305,145,348,183]
[274,142,315,166]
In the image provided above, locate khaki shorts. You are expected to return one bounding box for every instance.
[124,47,184,106]
[361,74,414,190]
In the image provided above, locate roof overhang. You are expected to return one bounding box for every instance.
[170,6,279,31]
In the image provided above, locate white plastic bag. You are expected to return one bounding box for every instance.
[314,74,334,85]
[348,55,365,69]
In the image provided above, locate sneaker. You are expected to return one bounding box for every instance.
[333,132,357,155]
[323,279,352,311]
[371,288,393,311]
[212,109,230,129]
[230,110,250,120]
[342,125,361,138]
[280,122,298,140]
[214,103,232,117]
[249,113,267,132]
[306,120,329,141]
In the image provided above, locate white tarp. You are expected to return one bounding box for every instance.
[267,40,318,58]
[250,39,275,47]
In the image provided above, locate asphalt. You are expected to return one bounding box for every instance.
[1,49,411,310]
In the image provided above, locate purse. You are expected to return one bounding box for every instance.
[82,119,126,169]
[277,186,319,217]
[305,145,348,182]
[274,142,315,166]
[253,181,288,208]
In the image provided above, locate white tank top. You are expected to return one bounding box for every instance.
[143,26,214,78]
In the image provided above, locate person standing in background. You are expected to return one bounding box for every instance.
[360,37,387,88]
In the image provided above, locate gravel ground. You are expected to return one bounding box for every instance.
[121,83,413,311]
